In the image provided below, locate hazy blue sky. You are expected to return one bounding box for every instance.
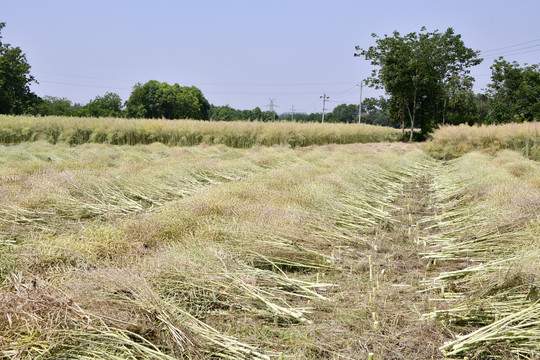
[2,0,540,114]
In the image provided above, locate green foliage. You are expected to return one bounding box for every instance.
[474,93,489,124]
[125,80,210,120]
[0,22,38,114]
[79,92,124,118]
[356,27,482,140]
[327,103,358,123]
[210,104,236,121]
[36,96,81,116]
[208,105,277,121]
[251,106,263,121]
[362,97,396,127]
[441,75,479,126]
[285,112,320,122]
[486,58,540,124]
[445,88,478,126]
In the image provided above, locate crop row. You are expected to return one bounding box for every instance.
[0,115,400,147]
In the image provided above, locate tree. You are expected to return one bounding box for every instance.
[475,93,489,124]
[36,96,81,116]
[261,110,278,122]
[486,58,540,123]
[125,80,210,120]
[441,74,475,125]
[0,22,38,114]
[355,27,482,140]
[209,104,236,121]
[251,107,262,121]
[362,97,395,127]
[125,80,159,118]
[330,104,358,123]
[80,92,123,118]
[444,88,478,125]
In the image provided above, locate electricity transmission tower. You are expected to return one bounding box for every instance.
[267,98,278,122]
[291,105,295,122]
[320,93,329,123]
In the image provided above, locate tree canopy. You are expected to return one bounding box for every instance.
[80,92,123,118]
[0,22,38,114]
[208,105,277,121]
[355,27,482,140]
[486,58,540,123]
[37,96,81,116]
[327,103,358,123]
[125,80,210,120]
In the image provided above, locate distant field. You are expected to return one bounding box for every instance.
[1,140,538,359]
[426,121,540,160]
[0,115,401,147]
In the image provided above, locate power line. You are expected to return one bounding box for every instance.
[206,90,322,96]
[480,44,540,56]
[36,71,359,88]
[35,36,540,110]
[36,80,130,91]
[481,48,540,60]
[34,71,135,83]
[332,84,359,95]
[480,38,540,54]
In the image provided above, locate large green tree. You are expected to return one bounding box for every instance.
[80,92,123,118]
[355,27,482,140]
[486,58,540,123]
[329,103,358,123]
[126,80,210,120]
[0,22,38,114]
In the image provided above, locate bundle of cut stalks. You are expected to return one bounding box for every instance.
[419,151,540,358]
[440,304,540,358]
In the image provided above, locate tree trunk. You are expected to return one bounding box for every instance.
[401,100,405,136]
[405,91,417,142]
[442,97,447,126]
[409,115,414,142]
[407,73,419,142]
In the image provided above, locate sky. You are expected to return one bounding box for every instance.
[2,0,540,114]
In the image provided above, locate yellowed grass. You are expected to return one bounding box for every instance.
[0,115,400,147]
[1,141,538,359]
[426,122,540,160]
[420,150,540,358]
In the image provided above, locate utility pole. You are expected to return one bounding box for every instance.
[320,93,329,123]
[267,98,277,122]
[291,105,295,122]
[357,81,363,124]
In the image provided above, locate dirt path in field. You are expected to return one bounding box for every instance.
[352,162,454,359]
[306,156,462,359]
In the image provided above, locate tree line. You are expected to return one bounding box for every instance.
[355,27,540,140]
[1,22,538,133]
